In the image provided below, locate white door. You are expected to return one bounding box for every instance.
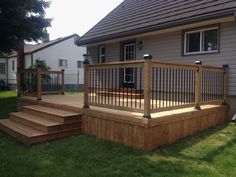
[123,43,135,86]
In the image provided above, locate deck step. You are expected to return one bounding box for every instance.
[0,119,45,144]
[0,119,82,145]
[0,104,83,145]
[23,105,82,123]
[10,112,82,133]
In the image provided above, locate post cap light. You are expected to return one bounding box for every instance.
[195,60,202,65]
[143,54,152,60]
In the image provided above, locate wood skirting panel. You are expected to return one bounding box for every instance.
[83,105,229,151]
[83,115,145,149]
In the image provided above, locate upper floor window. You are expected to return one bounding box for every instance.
[58,59,67,68]
[77,61,83,68]
[98,45,105,63]
[0,63,6,74]
[184,27,219,55]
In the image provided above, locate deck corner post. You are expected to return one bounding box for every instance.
[194,65,202,111]
[16,67,21,97]
[61,69,65,95]
[37,68,42,100]
[143,54,152,119]
[83,59,90,109]
[223,65,229,105]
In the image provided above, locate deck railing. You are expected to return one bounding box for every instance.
[84,59,227,118]
[17,68,64,100]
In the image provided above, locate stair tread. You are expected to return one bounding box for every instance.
[24,105,81,117]
[10,112,62,126]
[0,119,45,137]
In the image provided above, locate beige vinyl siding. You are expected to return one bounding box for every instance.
[87,21,236,95]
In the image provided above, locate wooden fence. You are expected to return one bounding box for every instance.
[17,68,64,100]
[84,59,227,118]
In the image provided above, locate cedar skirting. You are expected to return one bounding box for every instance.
[82,105,229,151]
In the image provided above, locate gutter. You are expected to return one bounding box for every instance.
[76,9,236,46]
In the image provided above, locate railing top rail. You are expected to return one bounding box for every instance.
[86,60,145,69]
[86,59,225,72]
[41,70,63,74]
[151,61,198,70]
[201,66,225,72]
[19,69,37,73]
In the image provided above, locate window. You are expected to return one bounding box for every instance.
[12,60,15,71]
[58,59,67,68]
[123,43,136,84]
[184,27,219,55]
[0,63,5,74]
[98,46,105,63]
[77,61,83,68]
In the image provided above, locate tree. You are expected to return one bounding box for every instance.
[0,0,51,55]
[29,60,50,70]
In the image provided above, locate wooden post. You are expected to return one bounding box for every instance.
[195,65,202,110]
[37,68,42,100]
[143,55,152,119]
[83,60,90,109]
[16,68,21,97]
[223,65,228,105]
[61,69,65,95]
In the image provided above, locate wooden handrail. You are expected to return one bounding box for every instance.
[18,68,65,100]
[84,60,227,117]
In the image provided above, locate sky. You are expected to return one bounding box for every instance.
[45,0,123,40]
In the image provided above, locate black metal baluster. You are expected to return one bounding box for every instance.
[140,67,142,109]
[155,67,158,109]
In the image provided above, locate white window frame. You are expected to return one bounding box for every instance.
[123,43,135,84]
[98,45,105,64]
[184,26,219,55]
[58,59,68,68]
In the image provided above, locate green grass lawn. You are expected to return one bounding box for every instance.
[0,91,236,177]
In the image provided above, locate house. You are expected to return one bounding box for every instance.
[0,34,86,91]
[0,0,234,150]
[77,0,236,116]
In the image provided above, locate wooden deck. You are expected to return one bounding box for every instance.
[12,94,230,151]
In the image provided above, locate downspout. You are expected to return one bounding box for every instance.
[31,53,33,66]
[5,57,8,89]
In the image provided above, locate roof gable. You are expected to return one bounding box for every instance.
[25,34,79,54]
[78,0,236,45]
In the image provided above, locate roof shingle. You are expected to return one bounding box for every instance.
[78,0,236,45]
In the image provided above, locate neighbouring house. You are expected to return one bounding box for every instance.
[0,34,86,91]
[0,52,17,90]
[77,0,236,116]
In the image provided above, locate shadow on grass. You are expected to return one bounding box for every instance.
[158,123,236,163]
[0,95,17,119]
